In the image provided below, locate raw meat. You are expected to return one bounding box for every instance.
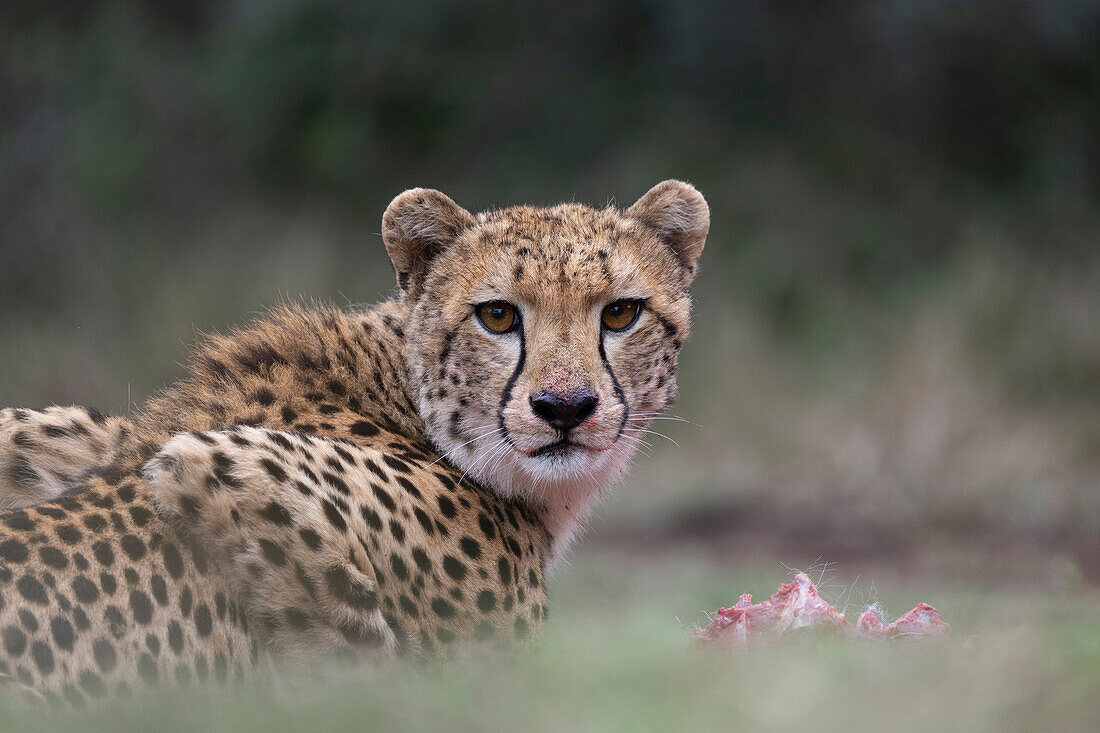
[695,572,950,646]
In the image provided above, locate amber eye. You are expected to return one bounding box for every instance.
[476,301,519,334]
[601,299,644,332]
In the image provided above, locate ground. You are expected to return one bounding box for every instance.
[3,543,1096,732]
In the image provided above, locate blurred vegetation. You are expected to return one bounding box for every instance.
[1,0,1098,562]
[2,548,1098,732]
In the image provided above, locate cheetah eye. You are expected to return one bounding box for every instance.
[601,299,644,332]
[476,301,519,334]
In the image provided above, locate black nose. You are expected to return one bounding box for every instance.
[530,389,599,432]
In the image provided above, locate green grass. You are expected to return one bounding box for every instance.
[5,548,1097,732]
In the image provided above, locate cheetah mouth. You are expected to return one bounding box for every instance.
[527,439,585,458]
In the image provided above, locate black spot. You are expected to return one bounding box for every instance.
[90,494,115,509]
[195,654,209,681]
[324,565,378,610]
[431,598,456,619]
[388,520,406,543]
[128,506,154,527]
[79,671,107,698]
[212,452,243,488]
[138,653,158,684]
[99,463,123,486]
[179,587,193,617]
[109,511,128,532]
[413,507,435,535]
[260,459,288,484]
[477,590,496,613]
[55,524,82,544]
[371,485,397,513]
[18,609,37,632]
[442,555,467,581]
[259,540,286,567]
[98,572,117,596]
[411,548,431,572]
[437,496,457,518]
[82,514,108,532]
[323,472,350,495]
[102,608,125,641]
[150,575,168,606]
[121,534,146,560]
[129,589,154,625]
[498,558,511,586]
[361,505,383,531]
[295,563,319,602]
[399,594,420,618]
[17,575,48,605]
[2,626,26,656]
[0,539,28,563]
[73,607,90,630]
[281,406,298,423]
[395,476,422,500]
[390,554,409,581]
[167,621,184,654]
[478,514,496,539]
[38,546,68,569]
[93,541,114,567]
[31,641,55,675]
[117,483,136,502]
[50,616,75,651]
[383,455,410,473]
[528,569,540,588]
[322,499,347,531]
[194,605,213,636]
[3,512,35,532]
[298,528,322,550]
[161,542,183,579]
[460,536,482,559]
[251,388,276,406]
[235,343,288,373]
[68,575,98,604]
[350,421,379,437]
[259,501,293,526]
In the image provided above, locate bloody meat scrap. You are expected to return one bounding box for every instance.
[695,572,950,646]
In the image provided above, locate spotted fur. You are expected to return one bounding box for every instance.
[0,180,708,702]
[0,407,132,511]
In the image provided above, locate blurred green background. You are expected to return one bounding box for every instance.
[1,2,1099,728]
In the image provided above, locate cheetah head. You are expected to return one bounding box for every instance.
[383,181,708,539]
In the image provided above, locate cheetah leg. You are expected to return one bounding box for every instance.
[145,427,399,666]
[0,406,132,509]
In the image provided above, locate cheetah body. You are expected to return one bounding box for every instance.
[0,181,709,702]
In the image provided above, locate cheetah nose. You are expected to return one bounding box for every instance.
[529,388,599,432]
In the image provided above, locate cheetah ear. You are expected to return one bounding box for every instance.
[626,180,710,272]
[382,188,476,297]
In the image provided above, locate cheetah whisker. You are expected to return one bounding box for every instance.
[427,425,504,468]
[620,426,681,449]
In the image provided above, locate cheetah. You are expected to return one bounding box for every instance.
[0,180,709,703]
